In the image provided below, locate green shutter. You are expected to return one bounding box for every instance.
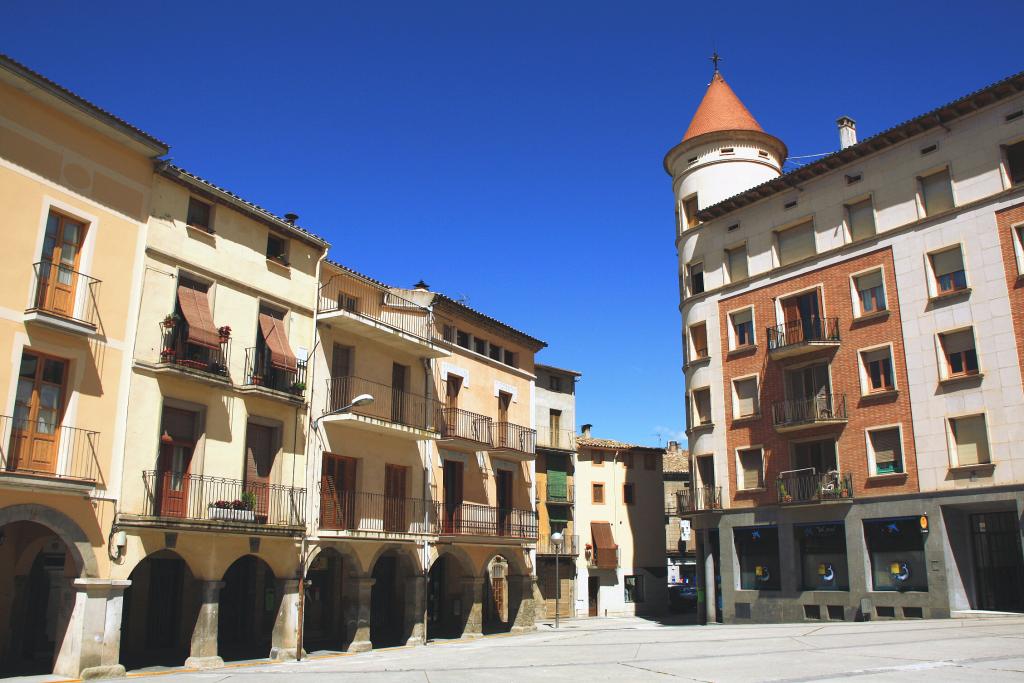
[547,469,567,501]
[548,506,569,523]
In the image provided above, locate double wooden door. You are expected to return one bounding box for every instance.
[321,453,357,530]
[245,423,275,519]
[383,464,408,532]
[10,352,67,474]
[782,291,822,344]
[442,460,464,533]
[157,407,197,517]
[496,469,513,535]
[37,212,86,317]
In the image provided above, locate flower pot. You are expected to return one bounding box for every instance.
[208,506,255,523]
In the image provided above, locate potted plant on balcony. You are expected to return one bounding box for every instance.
[162,313,180,329]
[779,480,793,504]
[289,380,306,395]
[159,347,175,362]
[208,495,256,522]
[218,325,232,342]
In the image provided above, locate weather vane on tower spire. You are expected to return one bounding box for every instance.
[710,50,722,74]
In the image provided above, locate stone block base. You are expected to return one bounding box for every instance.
[405,636,424,647]
[80,664,126,680]
[270,646,304,661]
[184,656,225,670]
[347,640,372,653]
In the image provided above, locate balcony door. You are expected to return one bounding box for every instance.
[786,364,830,402]
[10,352,67,474]
[157,407,197,518]
[383,464,407,532]
[245,423,275,520]
[321,453,357,529]
[497,391,512,448]
[37,211,86,317]
[496,468,512,536]
[391,363,407,424]
[791,439,838,474]
[330,345,353,411]
[782,290,821,344]
[442,459,463,533]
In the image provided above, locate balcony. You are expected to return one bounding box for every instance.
[318,486,437,535]
[772,394,848,432]
[438,407,493,446]
[156,327,231,382]
[536,534,579,556]
[544,480,574,504]
[135,471,305,532]
[24,261,101,335]
[586,546,620,570]
[766,317,841,359]
[321,376,440,439]
[777,469,854,505]
[536,427,576,451]
[0,416,99,488]
[241,347,307,402]
[492,421,537,460]
[439,501,537,540]
[677,486,723,513]
[318,272,447,358]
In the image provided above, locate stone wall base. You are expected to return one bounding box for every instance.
[183,656,224,669]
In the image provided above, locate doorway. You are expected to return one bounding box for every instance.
[244,423,275,520]
[587,576,599,617]
[391,363,407,424]
[971,512,1024,612]
[495,468,512,536]
[442,459,464,533]
[781,290,822,343]
[10,352,68,475]
[370,554,402,647]
[157,407,198,518]
[36,211,86,317]
[383,465,408,532]
[320,453,357,530]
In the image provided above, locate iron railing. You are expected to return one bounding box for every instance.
[158,326,230,378]
[437,407,493,445]
[536,427,577,451]
[243,347,307,396]
[493,421,537,455]
[677,486,723,512]
[772,394,848,428]
[0,415,99,482]
[440,501,537,539]
[141,470,305,527]
[777,470,854,504]
[318,485,438,534]
[537,534,579,555]
[326,375,439,431]
[28,260,101,328]
[545,479,574,503]
[318,272,436,342]
[766,317,841,351]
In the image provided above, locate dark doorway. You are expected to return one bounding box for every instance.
[971,512,1024,612]
[587,576,599,616]
[120,552,197,670]
[496,469,512,536]
[303,550,347,652]
[427,554,467,639]
[218,556,280,661]
[370,554,403,647]
[442,460,464,533]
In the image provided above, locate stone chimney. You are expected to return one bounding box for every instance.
[667,440,679,452]
[581,423,592,438]
[414,280,429,291]
[837,116,857,150]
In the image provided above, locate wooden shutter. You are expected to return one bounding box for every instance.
[258,312,297,371]
[952,416,988,465]
[847,199,875,240]
[931,247,963,277]
[777,221,816,266]
[921,170,954,215]
[727,246,748,281]
[856,270,883,292]
[735,378,758,417]
[941,330,974,355]
[870,429,901,468]
[739,449,762,489]
[591,522,618,569]
[691,323,708,358]
[177,284,220,349]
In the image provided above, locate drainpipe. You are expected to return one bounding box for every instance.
[421,355,433,644]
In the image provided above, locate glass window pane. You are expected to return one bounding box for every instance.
[42,359,65,384]
[864,518,927,591]
[39,384,61,410]
[735,526,781,590]
[798,523,849,591]
[19,354,38,379]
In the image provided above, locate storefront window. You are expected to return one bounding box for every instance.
[734,526,781,590]
[797,523,849,591]
[624,575,644,603]
[864,517,928,592]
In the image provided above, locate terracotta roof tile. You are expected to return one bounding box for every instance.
[682,72,764,142]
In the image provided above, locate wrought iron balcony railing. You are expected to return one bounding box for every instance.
[437,407,493,445]
[777,469,854,504]
[493,421,537,455]
[536,427,577,451]
[243,347,307,397]
[677,486,723,513]
[544,480,574,503]
[326,375,439,431]
[440,501,537,539]
[158,327,230,378]
[766,317,840,352]
[0,415,99,482]
[141,470,305,527]
[28,260,101,328]
[318,485,437,535]
[536,534,579,555]
[318,271,437,342]
[772,394,848,429]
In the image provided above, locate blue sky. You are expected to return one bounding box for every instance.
[4,1,1022,447]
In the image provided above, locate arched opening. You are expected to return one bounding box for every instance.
[218,555,280,662]
[302,548,350,653]
[119,550,199,670]
[483,555,520,634]
[369,549,415,648]
[426,552,470,640]
[0,520,77,676]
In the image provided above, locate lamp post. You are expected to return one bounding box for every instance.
[297,392,374,661]
[550,531,563,629]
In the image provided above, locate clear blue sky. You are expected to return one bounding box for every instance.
[4,1,1022,447]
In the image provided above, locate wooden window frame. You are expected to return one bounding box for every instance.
[592,482,605,504]
[186,196,214,233]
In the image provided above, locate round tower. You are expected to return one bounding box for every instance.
[664,69,787,228]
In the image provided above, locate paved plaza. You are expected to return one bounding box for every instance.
[20,613,1024,683]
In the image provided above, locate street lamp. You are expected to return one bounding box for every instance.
[550,530,564,629]
[311,393,374,430]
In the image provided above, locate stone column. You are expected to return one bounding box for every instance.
[403,576,426,646]
[704,541,717,625]
[185,580,225,670]
[270,579,301,660]
[460,577,485,638]
[53,578,131,680]
[344,578,374,653]
[511,575,537,633]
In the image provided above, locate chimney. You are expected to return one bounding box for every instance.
[581,423,592,438]
[414,279,430,291]
[283,212,299,225]
[667,440,679,452]
[836,116,857,150]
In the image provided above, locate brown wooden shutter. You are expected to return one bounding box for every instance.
[591,522,618,569]
[870,429,901,467]
[177,285,221,349]
[258,312,297,371]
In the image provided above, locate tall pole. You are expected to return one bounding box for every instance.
[554,543,560,629]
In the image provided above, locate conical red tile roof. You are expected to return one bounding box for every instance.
[682,72,764,142]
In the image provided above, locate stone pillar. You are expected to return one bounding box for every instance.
[511,575,537,633]
[704,542,717,625]
[184,581,225,670]
[270,579,301,660]
[53,578,131,680]
[344,578,374,653]
[460,577,485,638]
[403,576,426,646]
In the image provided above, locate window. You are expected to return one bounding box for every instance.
[861,347,895,393]
[474,337,487,355]
[776,220,816,266]
[726,244,748,282]
[593,452,604,466]
[443,324,455,343]
[853,270,886,316]
[949,414,990,466]
[549,375,562,392]
[186,197,212,232]
[456,329,470,349]
[929,246,967,295]
[920,168,954,215]
[734,526,780,590]
[696,454,715,488]
[683,195,699,229]
[592,482,605,504]
[688,262,704,295]
[11,351,68,475]
[737,447,764,490]
[1016,224,1024,273]
[868,427,904,475]
[1006,140,1024,186]
[692,388,712,426]
[730,308,754,349]
[733,376,759,418]
[266,234,288,264]
[939,329,979,378]
[623,483,635,505]
[37,210,88,318]
[644,453,656,470]
[845,198,875,241]
[624,575,645,603]
[864,518,928,591]
[797,523,849,591]
[488,344,503,362]
[720,147,735,156]
[689,322,709,360]
[623,453,633,469]
[791,439,837,473]
[503,350,517,367]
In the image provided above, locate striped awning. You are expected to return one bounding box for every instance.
[177,285,220,350]
[258,313,297,372]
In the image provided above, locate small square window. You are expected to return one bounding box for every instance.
[593,453,604,466]
[730,308,755,349]
[949,414,990,466]
[1006,141,1024,186]
[592,483,605,503]
[920,169,954,216]
[776,221,815,266]
[689,322,709,360]
[726,244,748,282]
[861,347,895,393]
[854,270,886,316]
[929,246,967,295]
[846,198,876,241]
[939,329,979,378]
[187,197,213,232]
[488,344,503,362]
[733,376,759,418]
[684,196,700,229]
[623,483,635,505]
[456,330,470,349]
[624,575,644,603]
[503,349,517,367]
[474,337,488,355]
[443,324,455,343]
[688,262,705,295]
[692,388,712,426]
[549,375,561,392]
[868,427,904,475]
[738,448,764,490]
[267,234,288,264]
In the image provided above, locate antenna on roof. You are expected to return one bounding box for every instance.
[653,431,664,447]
